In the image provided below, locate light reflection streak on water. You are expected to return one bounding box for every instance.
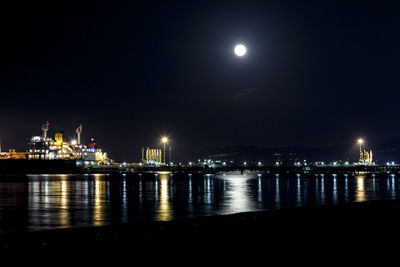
[275,174,280,209]
[157,172,172,221]
[121,177,127,222]
[188,174,193,214]
[43,180,50,209]
[387,177,391,192]
[59,177,69,226]
[355,176,366,202]
[188,175,193,204]
[139,179,143,207]
[303,178,308,201]
[257,174,262,203]
[169,174,174,200]
[205,174,212,204]
[223,179,226,192]
[93,174,106,226]
[40,179,51,227]
[372,174,376,191]
[321,174,325,203]
[333,174,337,204]
[28,180,40,227]
[155,177,159,202]
[296,174,301,206]
[391,174,396,199]
[345,174,349,200]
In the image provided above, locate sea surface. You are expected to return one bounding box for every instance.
[0,171,399,232]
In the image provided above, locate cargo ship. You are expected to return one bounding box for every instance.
[0,122,111,174]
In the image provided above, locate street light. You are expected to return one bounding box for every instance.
[161,137,169,165]
[358,138,364,163]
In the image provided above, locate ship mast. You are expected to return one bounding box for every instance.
[41,121,49,138]
[76,124,83,145]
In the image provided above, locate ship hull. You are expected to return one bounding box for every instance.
[0,160,83,174]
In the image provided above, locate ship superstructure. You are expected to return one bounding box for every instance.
[27,122,109,165]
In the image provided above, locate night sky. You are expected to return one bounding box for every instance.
[1,0,399,161]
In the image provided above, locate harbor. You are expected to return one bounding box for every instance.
[2,0,399,259]
[1,122,398,176]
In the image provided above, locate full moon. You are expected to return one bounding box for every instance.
[234,44,247,57]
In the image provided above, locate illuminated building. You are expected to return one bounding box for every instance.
[360,150,373,165]
[142,147,162,165]
[141,137,172,166]
[357,138,373,165]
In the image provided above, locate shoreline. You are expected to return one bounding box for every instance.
[1,159,400,175]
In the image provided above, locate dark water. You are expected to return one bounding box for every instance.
[0,171,399,232]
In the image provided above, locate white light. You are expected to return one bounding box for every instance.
[32,136,41,142]
[234,44,247,57]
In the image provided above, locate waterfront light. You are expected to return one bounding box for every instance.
[160,136,169,165]
[358,138,364,145]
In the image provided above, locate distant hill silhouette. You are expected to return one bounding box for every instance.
[191,138,400,165]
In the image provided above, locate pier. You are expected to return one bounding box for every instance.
[88,163,400,175]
